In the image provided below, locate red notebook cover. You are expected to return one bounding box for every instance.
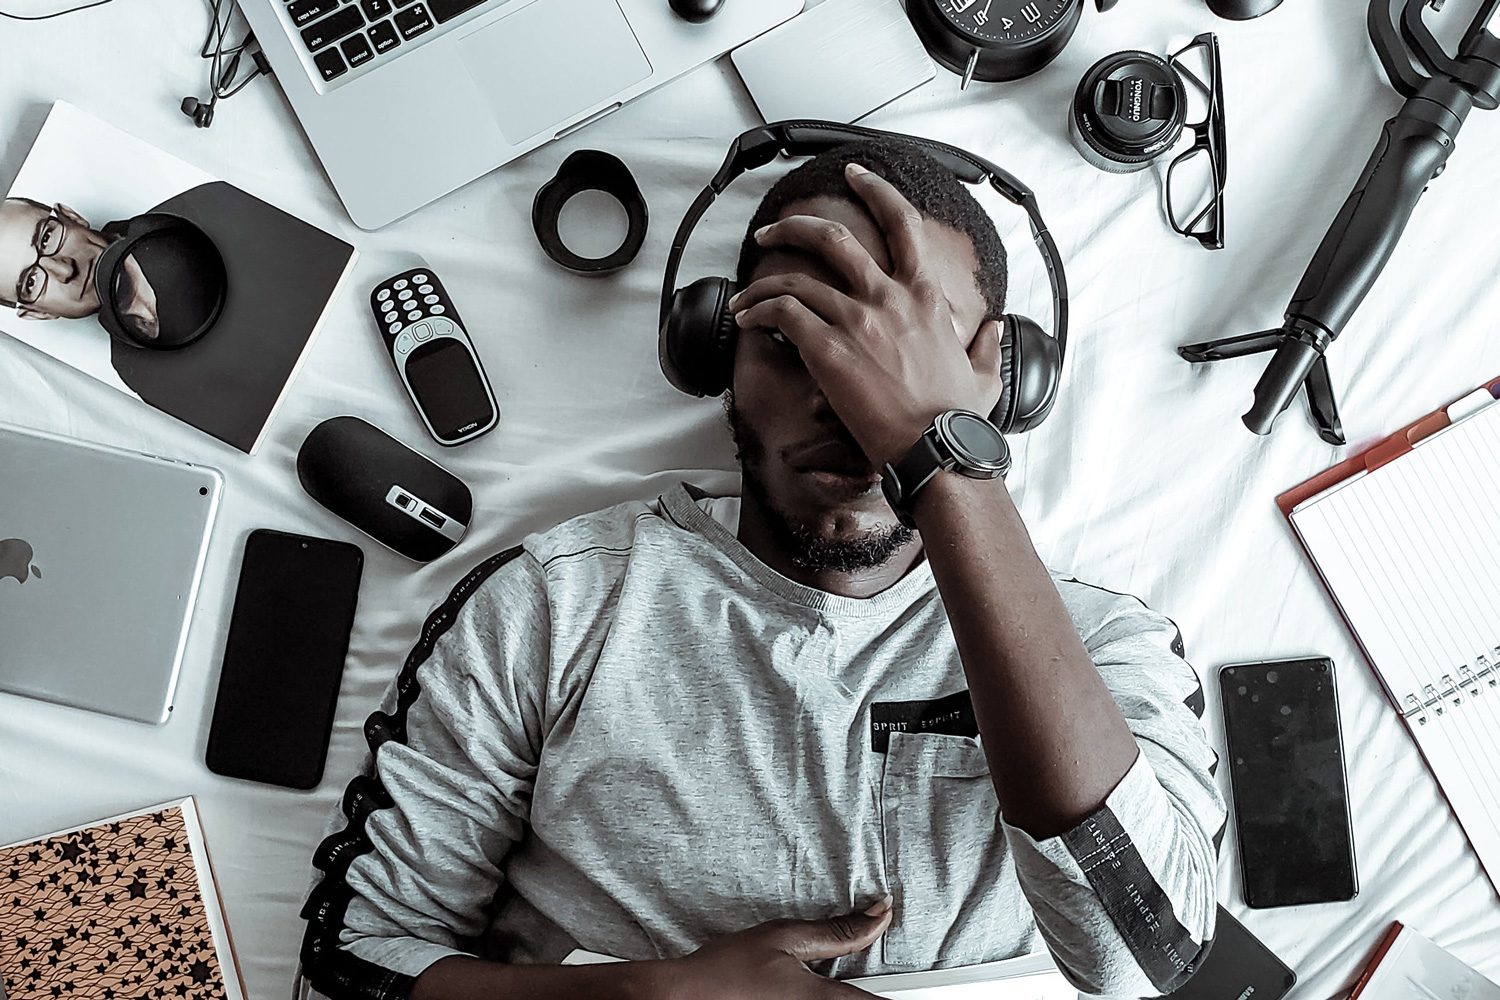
[1277,376,1500,516]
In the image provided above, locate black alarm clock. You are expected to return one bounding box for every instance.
[907,0,1115,87]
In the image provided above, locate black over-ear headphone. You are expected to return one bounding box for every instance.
[658,120,1069,434]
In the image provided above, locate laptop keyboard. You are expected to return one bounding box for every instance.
[295,0,490,83]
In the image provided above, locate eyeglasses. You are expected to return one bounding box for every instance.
[16,210,67,307]
[1165,33,1226,250]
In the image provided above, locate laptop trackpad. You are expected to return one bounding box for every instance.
[459,0,651,145]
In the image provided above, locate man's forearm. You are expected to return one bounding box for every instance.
[411,954,673,1000]
[911,472,1140,840]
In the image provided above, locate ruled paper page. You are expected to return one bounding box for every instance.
[1290,401,1500,890]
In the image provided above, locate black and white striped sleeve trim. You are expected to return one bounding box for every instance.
[1061,577,1225,849]
[299,546,526,1000]
[1060,807,1208,994]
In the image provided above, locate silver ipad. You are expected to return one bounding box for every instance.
[0,424,222,724]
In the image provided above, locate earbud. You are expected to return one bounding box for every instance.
[180,96,215,129]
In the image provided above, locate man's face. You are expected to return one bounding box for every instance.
[0,201,108,320]
[729,194,989,568]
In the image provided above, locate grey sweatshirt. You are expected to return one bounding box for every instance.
[301,485,1225,999]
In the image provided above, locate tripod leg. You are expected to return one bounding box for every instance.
[1178,329,1290,363]
[1304,355,1345,446]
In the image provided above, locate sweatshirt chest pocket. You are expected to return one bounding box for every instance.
[878,732,1036,969]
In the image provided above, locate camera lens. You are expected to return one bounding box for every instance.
[1069,50,1187,173]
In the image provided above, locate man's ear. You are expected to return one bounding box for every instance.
[53,203,91,228]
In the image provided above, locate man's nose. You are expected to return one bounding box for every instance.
[41,254,78,284]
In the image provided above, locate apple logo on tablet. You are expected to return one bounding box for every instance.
[0,538,41,585]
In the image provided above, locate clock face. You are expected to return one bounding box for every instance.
[935,0,1075,42]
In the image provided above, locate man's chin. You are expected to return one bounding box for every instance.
[782,513,914,574]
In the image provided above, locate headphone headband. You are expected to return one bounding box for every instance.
[658,120,1067,365]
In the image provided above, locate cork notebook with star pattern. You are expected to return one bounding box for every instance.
[0,798,245,1000]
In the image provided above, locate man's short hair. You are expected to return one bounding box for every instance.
[735,141,1008,321]
[0,196,51,310]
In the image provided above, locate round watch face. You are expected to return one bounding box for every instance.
[942,411,1008,467]
[934,0,1076,43]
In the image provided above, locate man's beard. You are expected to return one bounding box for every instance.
[726,394,913,574]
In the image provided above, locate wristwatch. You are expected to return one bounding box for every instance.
[881,410,1011,528]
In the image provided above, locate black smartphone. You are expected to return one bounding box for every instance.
[206,529,364,790]
[1164,906,1295,1000]
[1219,657,1357,907]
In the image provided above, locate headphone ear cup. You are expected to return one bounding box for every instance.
[659,276,739,397]
[994,314,1062,434]
[990,316,1018,431]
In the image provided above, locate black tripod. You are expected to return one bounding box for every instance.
[1179,0,1500,445]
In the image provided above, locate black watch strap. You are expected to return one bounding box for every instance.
[882,429,948,528]
[881,411,1010,528]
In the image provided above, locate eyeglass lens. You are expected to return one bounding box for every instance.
[1167,148,1222,249]
[38,216,64,256]
[1171,42,1214,127]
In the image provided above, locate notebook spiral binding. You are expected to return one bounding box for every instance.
[1401,652,1500,725]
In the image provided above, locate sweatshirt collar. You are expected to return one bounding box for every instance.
[662,483,936,619]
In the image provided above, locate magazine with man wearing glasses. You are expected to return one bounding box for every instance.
[0,100,357,454]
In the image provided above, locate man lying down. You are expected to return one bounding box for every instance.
[299,138,1226,1000]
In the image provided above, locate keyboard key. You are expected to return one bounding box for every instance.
[314,46,348,80]
[341,32,374,66]
[393,3,432,38]
[301,5,364,51]
[428,0,486,23]
[288,0,339,25]
[359,0,392,18]
[367,20,400,52]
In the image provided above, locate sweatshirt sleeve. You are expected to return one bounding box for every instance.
[300,547,550,1000]
[1001,584,1226,998]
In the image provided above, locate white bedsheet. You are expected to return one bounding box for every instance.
[3,0,1499,994]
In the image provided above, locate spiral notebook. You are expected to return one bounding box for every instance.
[1283,382,1500,895]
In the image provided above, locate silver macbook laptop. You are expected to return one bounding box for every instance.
[0,425,221,725]
[237,0,805,229]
